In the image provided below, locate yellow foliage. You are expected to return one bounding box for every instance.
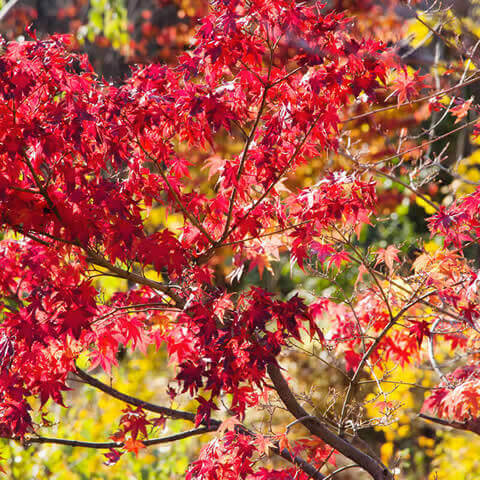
[381,441,394,464]
[415,194,438,215]
[424,240,441,254]
[432,432,480,480]
[406,16,432,49]
[418,436,435,448]
[454,149,480,198]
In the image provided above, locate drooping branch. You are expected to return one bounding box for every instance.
[267,363,393,480]
[74,367,325,479]
[77,363,326,476]
[74,366,207,425]
[25,431,325,479]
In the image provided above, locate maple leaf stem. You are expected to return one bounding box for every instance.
[23,427,215,449]
[267,363,393,480]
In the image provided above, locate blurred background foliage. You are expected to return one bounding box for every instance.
[2,0,480,479]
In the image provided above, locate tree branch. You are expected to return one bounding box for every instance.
[419,413,480,436]
[323,464,359,480]
[221,82,270,241]
[276,447,326,480]
[85,251,185,307]
[135,139,216,246]
[344,73,480,124]
[267,363,393,480]
[24,427,214,449]
[74,367,209,425]
[74,367,325,479]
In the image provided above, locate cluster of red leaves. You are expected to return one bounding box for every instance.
[167,288,323,425]
[415,184,480,420]
[428,189,480,247]
[187,431,258,479]
[422,366,480,420]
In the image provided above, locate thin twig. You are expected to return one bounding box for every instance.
[323,464,360,480]
[0,0,20,22]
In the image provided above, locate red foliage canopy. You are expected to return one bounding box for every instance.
[1,1,479,479]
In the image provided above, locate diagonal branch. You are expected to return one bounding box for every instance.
[136,139,216,245]
[267,362,393,480]
[221,83,270,242]
[75,366,207,425]
[344,73,480,124]
[276,447,325,480]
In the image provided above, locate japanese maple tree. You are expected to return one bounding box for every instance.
[2,0,480,479]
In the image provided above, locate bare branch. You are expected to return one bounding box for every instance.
[323,464,360,480]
